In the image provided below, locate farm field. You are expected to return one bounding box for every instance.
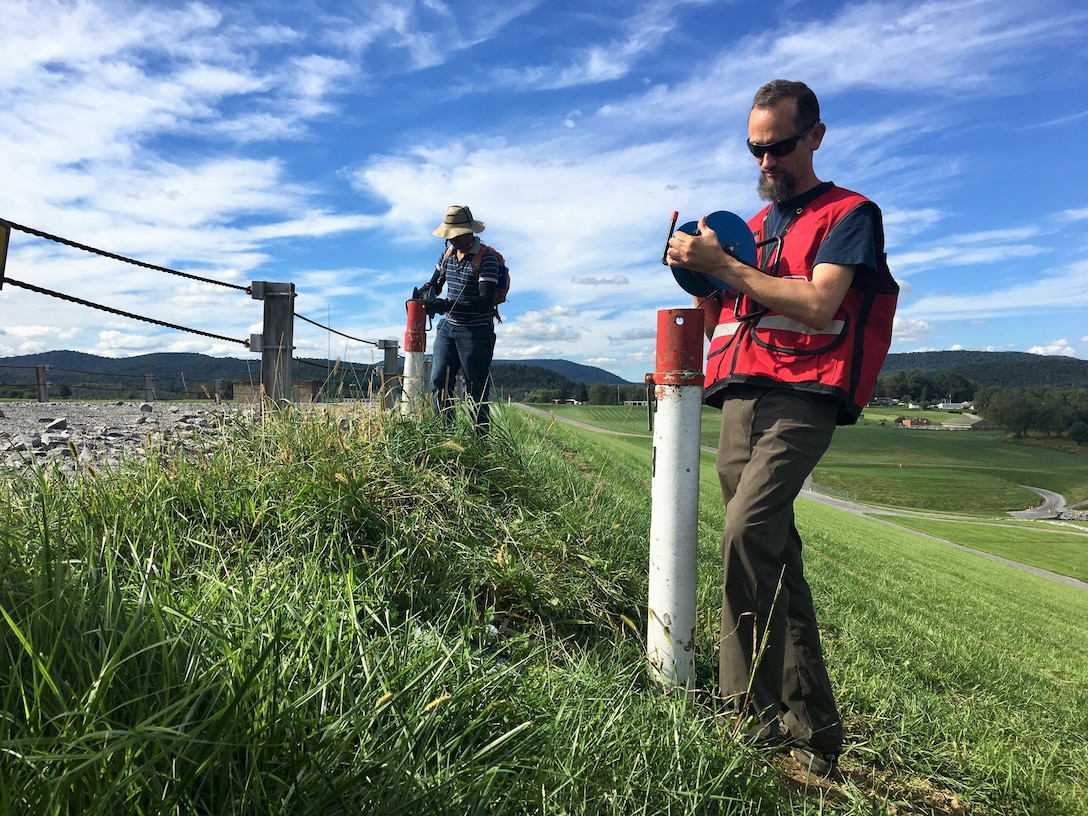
[536,403,1088,512]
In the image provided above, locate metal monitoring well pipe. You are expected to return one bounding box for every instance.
[646,308,705,689]
[401,298,428,414]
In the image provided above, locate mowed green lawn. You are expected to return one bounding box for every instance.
[869,514,1088,582]
[537,403,1088,513]
[816,420,1088,513]
[532,403,1088,584]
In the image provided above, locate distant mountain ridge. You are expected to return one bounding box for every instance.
[879,351,1088,388]
[0,351,265,381]
[0,351,633,388]
[1,350,1085,391]
[493,358,629,385]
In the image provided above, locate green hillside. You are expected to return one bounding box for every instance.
[3,404,1085,814]
[0,351,629,400]
[539,402,1088,515]
[880,350,1088,387]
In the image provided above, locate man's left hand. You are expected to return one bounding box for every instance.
[426,298,452,316]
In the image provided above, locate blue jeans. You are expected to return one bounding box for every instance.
[430,319,496,432]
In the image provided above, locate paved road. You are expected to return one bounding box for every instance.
[1007,486,1066,519]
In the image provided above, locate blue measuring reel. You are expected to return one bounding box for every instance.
[666,210,757,297]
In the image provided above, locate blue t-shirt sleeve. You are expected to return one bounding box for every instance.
[815,202,879,272]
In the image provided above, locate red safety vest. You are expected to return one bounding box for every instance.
[704,185,898,425]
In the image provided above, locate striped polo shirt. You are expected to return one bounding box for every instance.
[440,237,500,328]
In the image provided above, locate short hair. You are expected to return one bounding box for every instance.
[752,80,820,130]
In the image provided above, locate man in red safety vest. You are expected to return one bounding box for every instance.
[666,79,898,781]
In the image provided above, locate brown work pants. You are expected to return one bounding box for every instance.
[716,385,843,754]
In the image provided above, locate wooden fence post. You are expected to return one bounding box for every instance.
[0,221,10,290]
[377,339,400,410]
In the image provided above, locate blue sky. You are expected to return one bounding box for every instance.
[2,0,1087,383]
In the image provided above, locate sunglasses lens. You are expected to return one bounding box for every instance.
[747,122,816,160]
[747,136,796,159]
[768,138,797,157]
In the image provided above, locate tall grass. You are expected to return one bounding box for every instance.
[3,404,1086,815]
[1,406,787,815]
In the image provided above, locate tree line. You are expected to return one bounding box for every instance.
[974,386,1088,442]
[876,368,1088,443]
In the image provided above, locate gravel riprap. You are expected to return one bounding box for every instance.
[0,400,236,474]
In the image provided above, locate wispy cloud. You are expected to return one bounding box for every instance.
[900,260,1088,319]
[2,0,1086,373]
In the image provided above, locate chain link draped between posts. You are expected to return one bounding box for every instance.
[294,312,377,347]
[1,217,250,347]
[3,276,248,347]
[1,217,395,398]
[0,218,249,291]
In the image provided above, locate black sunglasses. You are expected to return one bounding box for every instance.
[746,120,819,159]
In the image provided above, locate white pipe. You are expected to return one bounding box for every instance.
[401,350,425,413]
[647,308,705,688]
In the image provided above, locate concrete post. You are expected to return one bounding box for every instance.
[646,308,705,689]
[143,374,155,402]
[35,365,49,403]
[250,281,295,405]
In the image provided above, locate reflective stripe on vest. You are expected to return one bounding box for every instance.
[709,316,845,343]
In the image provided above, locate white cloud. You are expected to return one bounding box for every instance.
[3,0,1087,376]
[573,276,630,286]
[900,259,1088,320]
[1026,339,1076,357]
[892,317,932,345]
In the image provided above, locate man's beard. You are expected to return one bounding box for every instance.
[757,170,796,202]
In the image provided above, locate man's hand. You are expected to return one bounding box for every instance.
[669,215,855,330]
[666,216,736,282]
[426,298,452,317]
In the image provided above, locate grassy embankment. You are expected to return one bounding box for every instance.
[543,402,1088,582]
[1,404,1086,815]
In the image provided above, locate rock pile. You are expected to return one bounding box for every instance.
[0,401,234,474]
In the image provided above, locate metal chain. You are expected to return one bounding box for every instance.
[3,217,385,351]
[3,277,248,347]
[1,218,250,292]
[294,312,377,346]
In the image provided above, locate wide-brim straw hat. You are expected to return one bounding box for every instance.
[433,205,486,239]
